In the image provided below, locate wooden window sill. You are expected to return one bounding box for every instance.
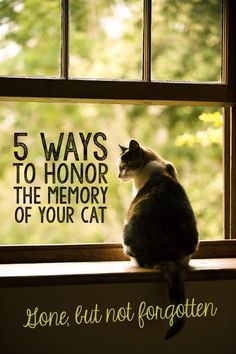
[0,258,236,286]
[1,240,236,263]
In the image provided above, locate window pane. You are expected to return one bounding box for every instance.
[152,0,222,82]
[0,102,222,245]
[0,0,60,77]
[70,0,143,79]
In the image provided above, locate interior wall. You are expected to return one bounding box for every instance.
[0,279,235,354]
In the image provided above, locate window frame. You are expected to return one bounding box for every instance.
[0,0,235,263]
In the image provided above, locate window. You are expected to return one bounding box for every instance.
[0,0,235,263]
[152,0,223,82]
[0,0,61,77]
[70,0,143,79]
[0,102,223,244]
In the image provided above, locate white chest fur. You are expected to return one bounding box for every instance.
[132,160,164,197]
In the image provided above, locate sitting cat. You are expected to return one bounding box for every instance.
[118,140,199,339]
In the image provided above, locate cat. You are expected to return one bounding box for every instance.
[118,139,199,340]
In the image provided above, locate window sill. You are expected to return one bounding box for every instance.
[1,240,236,263]
[0,258,236,287]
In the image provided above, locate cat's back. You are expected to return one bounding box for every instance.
[128,171,193,222]
[124,171,198,263]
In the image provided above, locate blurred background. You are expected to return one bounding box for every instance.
[0,0,223,243]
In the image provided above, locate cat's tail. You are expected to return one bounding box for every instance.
[159,261,186,340]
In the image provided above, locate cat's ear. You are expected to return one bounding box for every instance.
[129,140,140,151]
[119,144,128,154]
[166,163,178,180]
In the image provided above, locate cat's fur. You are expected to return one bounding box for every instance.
[118,140,199,339]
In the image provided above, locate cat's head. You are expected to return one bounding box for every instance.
[118,140,177,181]
[118,140,144,181]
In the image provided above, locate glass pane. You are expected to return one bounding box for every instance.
[152,0,222,82]
[0,0,60,77]
[70,0,143,79]
[0,102,222,244]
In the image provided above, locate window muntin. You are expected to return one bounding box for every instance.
[0,1,223,82]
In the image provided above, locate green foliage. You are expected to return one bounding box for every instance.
[70,0,143,79]
[174,111,222,239]
[152,0,222,81]
[176,112,222,148]
[0,0,223,244]
[0,0,60,76]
